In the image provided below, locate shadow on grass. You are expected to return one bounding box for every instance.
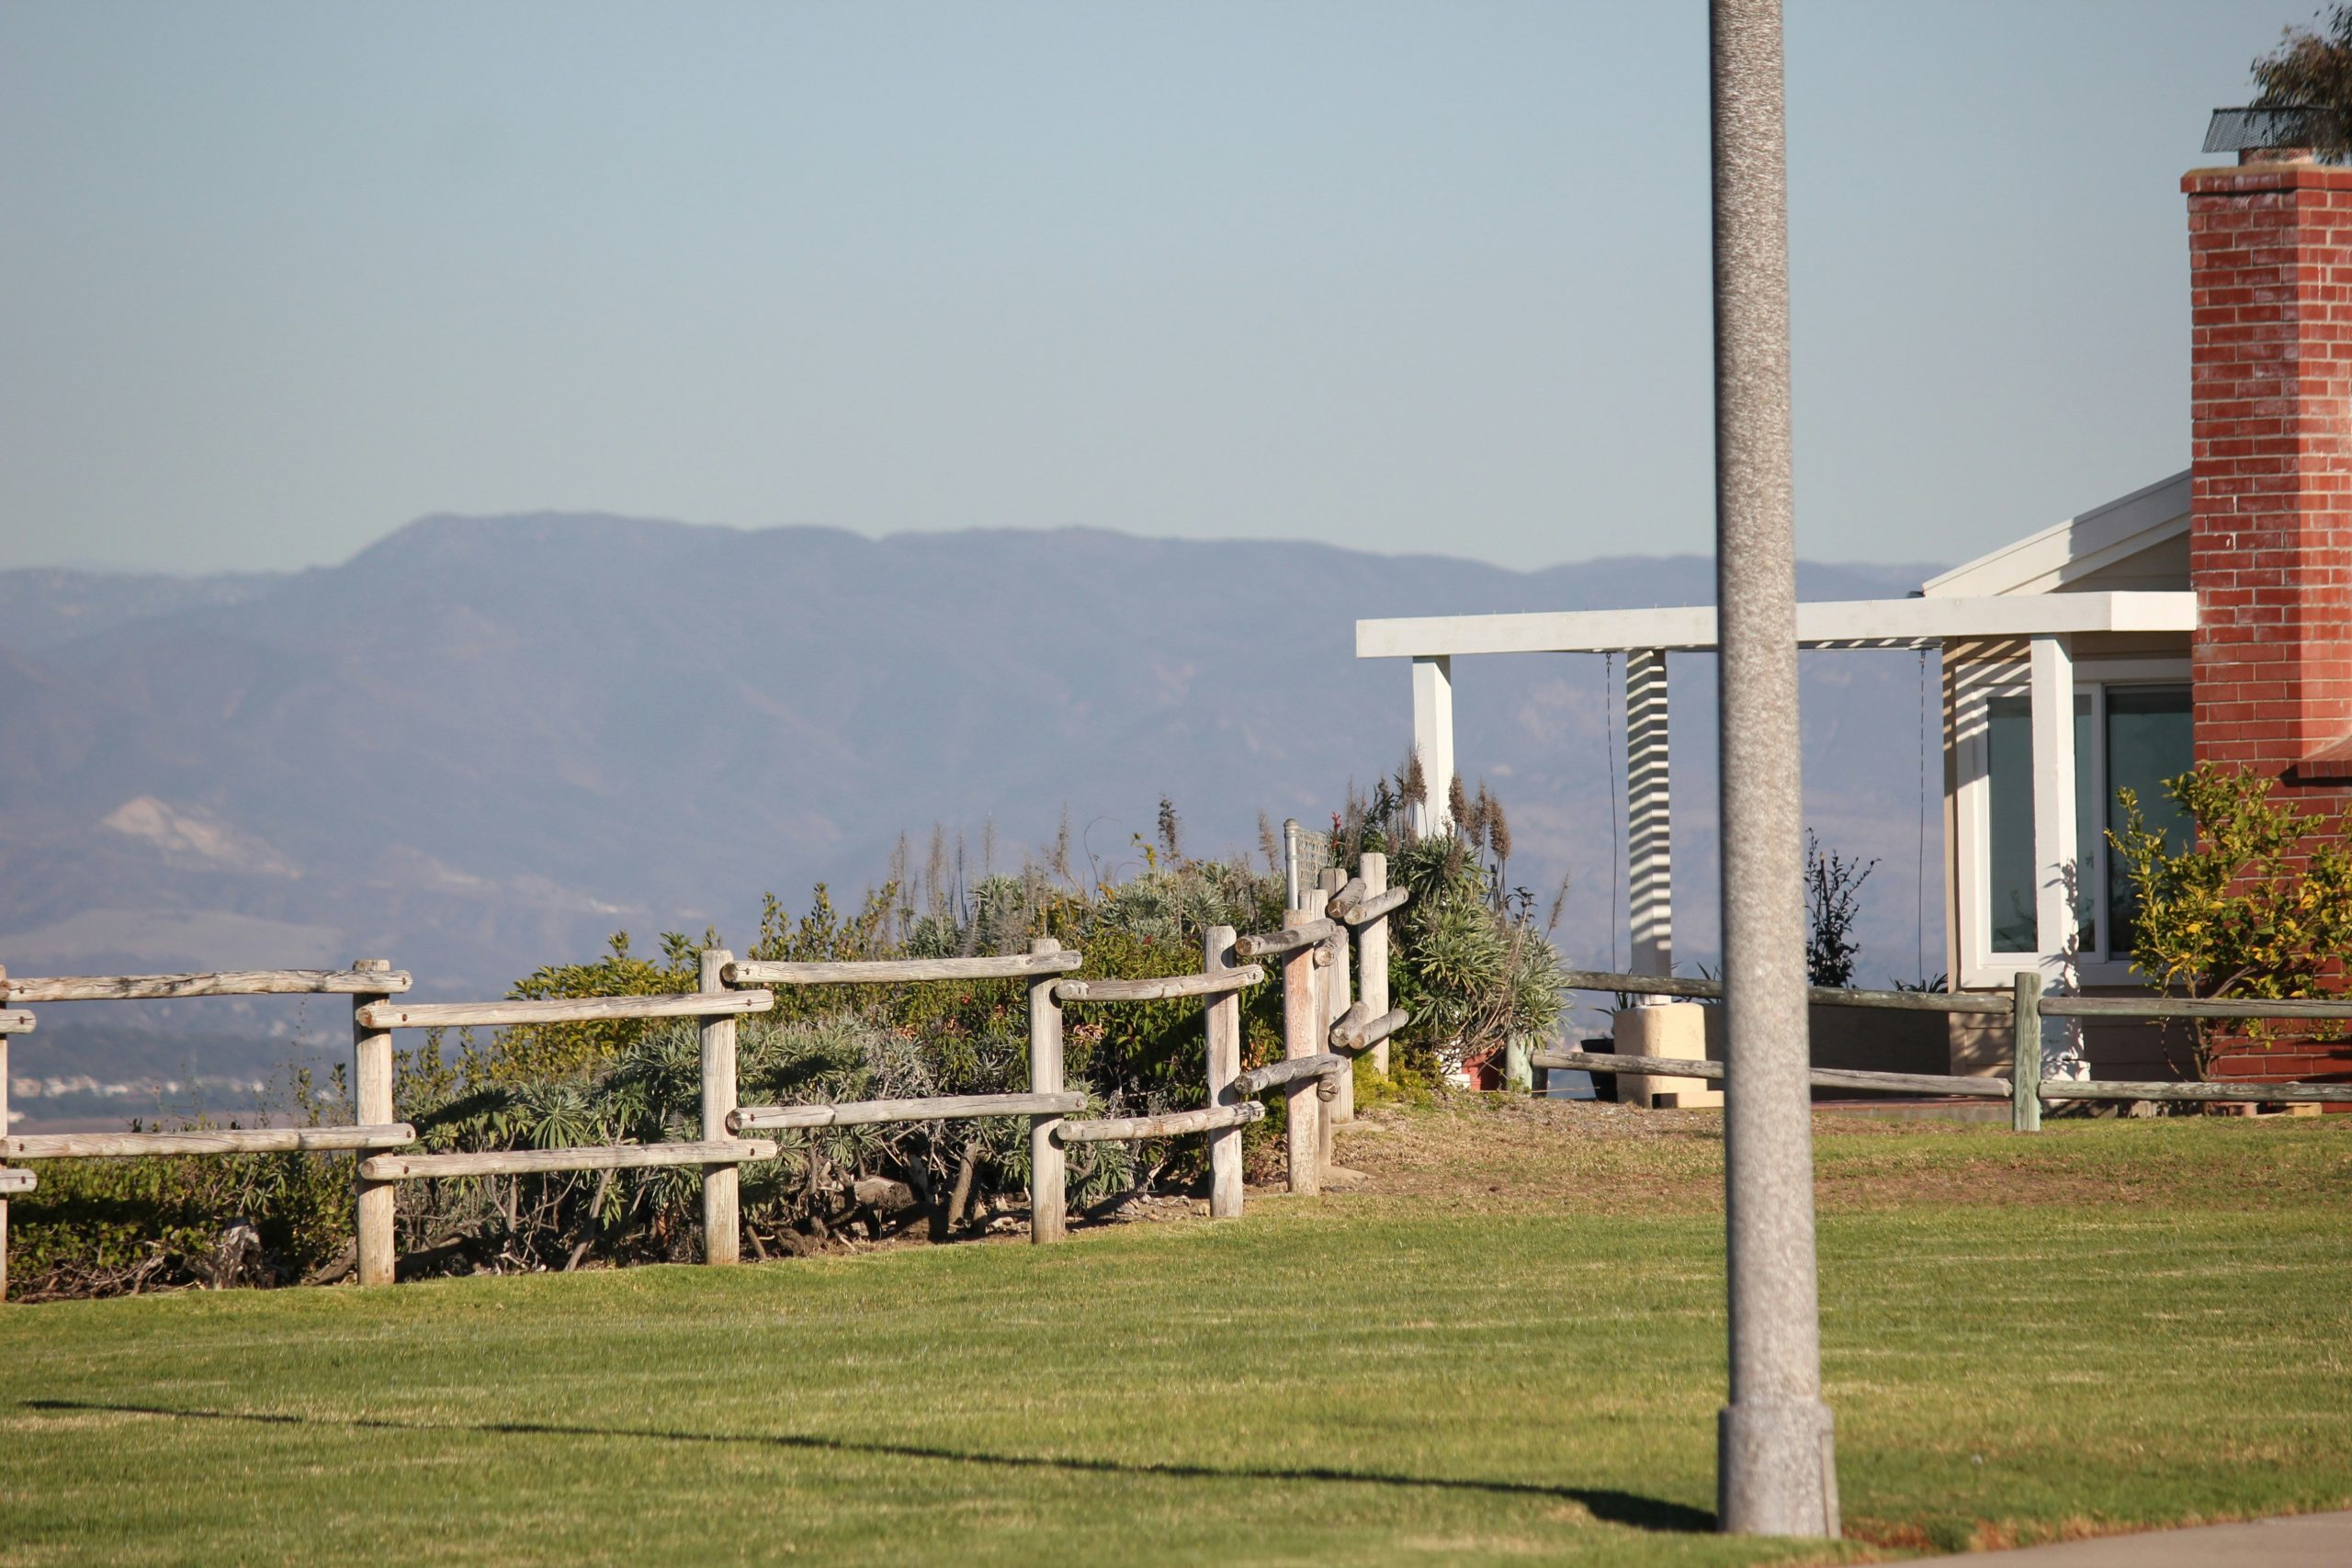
[21,1397,1713,1533]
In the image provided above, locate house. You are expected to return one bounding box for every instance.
[1356,115,2352,1088]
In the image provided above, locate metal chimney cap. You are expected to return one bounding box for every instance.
[2205,105,2336,155]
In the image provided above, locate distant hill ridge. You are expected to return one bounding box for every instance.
[0,514,1944,1092]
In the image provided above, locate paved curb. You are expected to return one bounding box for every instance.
[1931,1509,2352,1564]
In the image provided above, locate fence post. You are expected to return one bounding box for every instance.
[352,957,397,1286]
[1359,853,1392,1081]
[1305,886,1340,1172]
[1279,908,1323,1196]
[1,964,10,1302]
[1028,937,1068,1243]
[1317,869,1355,1127]
[1204,924,1245,1219]
[2011,970,2043,1134]
[700,948,741,1264]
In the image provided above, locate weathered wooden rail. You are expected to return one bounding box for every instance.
[359,1140,782,1181]
[1055,1103,1266,1143]
[1547,967,2352,1132]
[722,952,1081,987]
[6,1127,419,1158]
[1532,1050,2014,1100]
[0,858,1414,1296]
[730,1092,1085,1132]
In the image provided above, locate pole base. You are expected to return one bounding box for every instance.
[1718,1399,1839,1538]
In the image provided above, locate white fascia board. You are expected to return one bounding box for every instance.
[1353,592,2196,658]
[1919,470,2191,599]
[1356,605,1720,658]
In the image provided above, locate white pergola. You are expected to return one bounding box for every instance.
[1356,590,2197,987]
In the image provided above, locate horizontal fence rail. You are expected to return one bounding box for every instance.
[723,953,1081,987]
[1546,1049,2352,1108]
[0,1010,32,1034]
[2040,995,2352,1021]
[1054,968,1264,1003]
[730,1092,1086,1133]
[6,1126,416,1159]
[1533,1049,2014,1100]
[2040,1078,2352,1103]
[1056,1103,1266,1144]
[1329,1003,1408,1055]
[1232,1053,1346,1098]
[1557,968,2017,1015]
[0,1168,33,1195]
[0,968,414,1002]
[1233,920,1338,961]
[357,992,773,1030]
[359,1139,779,1182]
[1329,885,1410,926]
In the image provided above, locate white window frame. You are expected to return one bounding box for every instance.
[1953,655,2189,989]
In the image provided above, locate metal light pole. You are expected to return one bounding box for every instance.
[1709,0,1839,1538]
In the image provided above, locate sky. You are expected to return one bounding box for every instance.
[0,1,2324,577]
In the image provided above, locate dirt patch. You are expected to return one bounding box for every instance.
[1332,1094,1726,1213]
[1325,1091,2352,1215]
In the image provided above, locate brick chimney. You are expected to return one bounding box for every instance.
[2184,161,2352,791]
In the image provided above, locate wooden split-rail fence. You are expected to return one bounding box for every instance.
[1535,967,2352,1131]
[0,858,1409,1298]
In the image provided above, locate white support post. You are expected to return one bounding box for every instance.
[699,948,741,1266]
[1626,648,1674,982]
[2029,634,2080,1070]
[1027,937,1068,1244]
[1204,924,1245,1219]
[1412,655,1455,833]
[2028,636,2077,967]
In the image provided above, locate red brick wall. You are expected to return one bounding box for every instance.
[2186,164,2352,795]
[2184,164,2352,1089]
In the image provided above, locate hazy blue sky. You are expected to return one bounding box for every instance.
[0,2,2320,575]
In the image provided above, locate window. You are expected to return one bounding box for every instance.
[1967,672,2191,979]
[2098,685,2194,957]
[1985,694,2037,952]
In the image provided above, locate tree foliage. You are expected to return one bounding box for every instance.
[2111,761,2352,1077]
[2253,6,2352,162]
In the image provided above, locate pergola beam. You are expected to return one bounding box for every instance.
[1355,591,2194,660]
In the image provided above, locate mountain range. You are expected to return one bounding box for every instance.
[0,514,1944,1109]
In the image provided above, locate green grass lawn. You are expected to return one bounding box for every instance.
[3,1105,2348,1566]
